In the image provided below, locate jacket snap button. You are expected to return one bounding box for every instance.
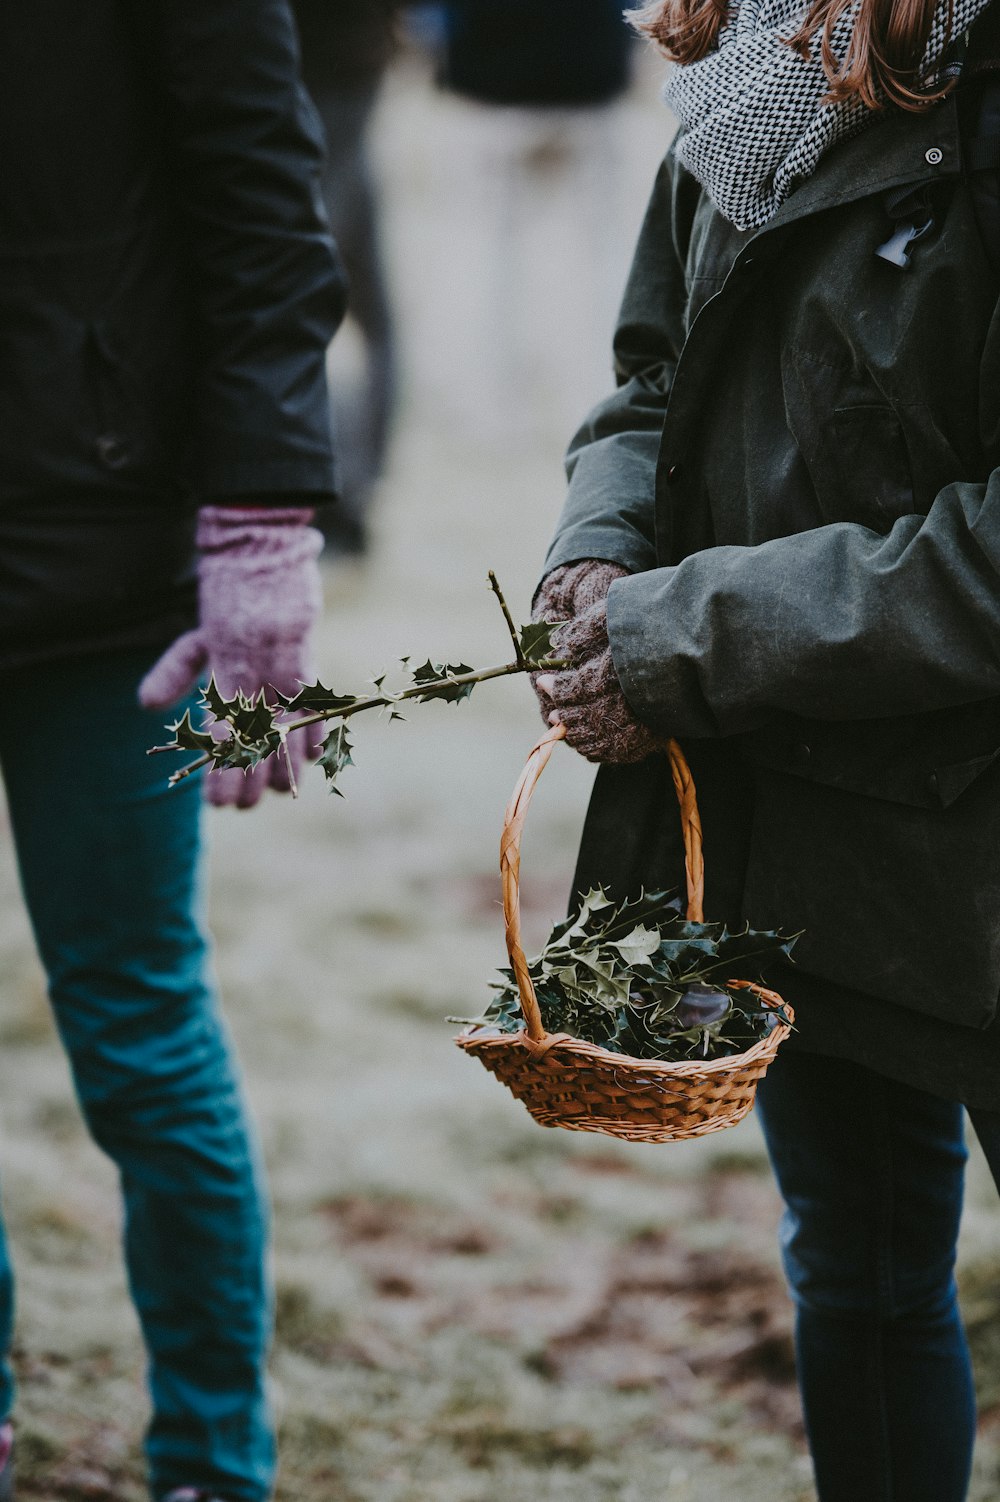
[96,433,130,470]
[924,146,943,166]
[666,463,681,482]
[793,741,812,765]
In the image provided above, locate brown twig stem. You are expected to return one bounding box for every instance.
[151,653,568,785]
[488,570,525,665]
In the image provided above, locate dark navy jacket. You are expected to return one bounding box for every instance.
[0,0,345,668]
[440,0,632,108]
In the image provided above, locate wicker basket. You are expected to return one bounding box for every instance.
[456,724,793,1142]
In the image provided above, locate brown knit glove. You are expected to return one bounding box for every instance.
[532,562,661,764]
[531,559,630,622]
[531,559,629,726]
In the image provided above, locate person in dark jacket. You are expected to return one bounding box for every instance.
[440,0,631,107]
[532,0,1000,1496]
[293,0,401,553]
[0,3,345,1499]
[436,0,636,439]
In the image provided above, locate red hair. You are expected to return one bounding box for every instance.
[630,0,958,110]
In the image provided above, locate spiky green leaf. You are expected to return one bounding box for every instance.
[276,681,361,717]
[518,620,561,666]
[317,724,354,796]
[167,710,217,756]
[409,660,476,705]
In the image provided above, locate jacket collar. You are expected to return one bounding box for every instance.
[759,92,962,238]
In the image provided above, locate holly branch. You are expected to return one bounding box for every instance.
[148,572,566,797]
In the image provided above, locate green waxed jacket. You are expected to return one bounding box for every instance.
[542,65,1000,1102]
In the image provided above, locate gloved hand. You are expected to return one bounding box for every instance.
[533,584,661,765]
[139,504,324,808]
[531,559,630,726]
[531,558,630,622]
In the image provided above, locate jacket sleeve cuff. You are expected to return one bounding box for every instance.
[606,570,722,739]
[194,457,338,501]
[541,524,658,580]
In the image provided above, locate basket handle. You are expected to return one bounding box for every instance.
[501,727,706,1042]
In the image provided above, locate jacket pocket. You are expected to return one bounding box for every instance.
[0,228,193,497]
[86,323,138,473]
[822,404,915,528]
[783,350,917,531]
[741,719,1000,1028]
[0,305,172,493]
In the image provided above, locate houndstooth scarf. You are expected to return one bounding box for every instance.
[663,0,993,230]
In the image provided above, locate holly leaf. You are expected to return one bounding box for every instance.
[611,924,661,968]
[602,891,687,941]
[671,925,799,985]
[518,620,561,665]
[546,887,616,946]
[276,681,361,717]
[547,948,631,1009]
[198,678,283,746]
[409,660,475,704]
[317,724,354,796]
[711,925,798,973]
[643,988,684,1028]
[551,887,681,949]
[200,675,238,723]
[214,731,281,772]
[232,692,280,743]
[165,709,216,756]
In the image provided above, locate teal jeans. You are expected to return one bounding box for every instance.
[0,650,274,1502]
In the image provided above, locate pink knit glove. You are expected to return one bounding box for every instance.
[139,505,324,808]
[532,563,661,764]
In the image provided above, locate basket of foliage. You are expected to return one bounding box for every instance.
[455,724,795,1141]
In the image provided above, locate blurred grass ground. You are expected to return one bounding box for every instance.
[2,41,1000,1502]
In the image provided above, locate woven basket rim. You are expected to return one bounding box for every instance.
[456,996,793,1079]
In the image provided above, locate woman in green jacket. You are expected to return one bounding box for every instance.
[533,0,1000,1496]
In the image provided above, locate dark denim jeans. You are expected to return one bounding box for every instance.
[756,1051,1000,1502]
[0,651,274,1502]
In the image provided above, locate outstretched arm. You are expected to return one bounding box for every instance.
[137,0,343,806]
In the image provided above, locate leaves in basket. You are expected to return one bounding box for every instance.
[610,924,661,968]
[453,887,796,1064]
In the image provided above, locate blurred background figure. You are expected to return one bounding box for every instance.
[435,0,636,441]
[293,0,402,556]
[440,0,631,109]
